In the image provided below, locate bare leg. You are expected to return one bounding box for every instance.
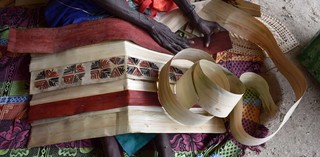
[100,136,123,157]
[155,134,174,157]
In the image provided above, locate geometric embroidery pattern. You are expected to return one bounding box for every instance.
[90,57,125,80]
[32,56,139,92]
[169,66,184,82]
[127,57,159,78]
[32,56,183,92]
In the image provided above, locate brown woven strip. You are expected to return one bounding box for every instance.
[8,18,232,55]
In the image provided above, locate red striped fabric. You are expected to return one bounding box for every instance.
[28,90,161,122]
[8,18,231,55]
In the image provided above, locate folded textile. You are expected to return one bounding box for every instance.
[8,18,232,55]
[44,0,110,27]
[0,103,26,120]
[0,7,42,28]
[0,146,97,157]
[0,120,30,149]
[0,54,30,82]
[0,53,99,154]
[0,5,100,157]
[0,26,9,46]
[115,133,156,156]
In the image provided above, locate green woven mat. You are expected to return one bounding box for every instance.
[299,30,320,83]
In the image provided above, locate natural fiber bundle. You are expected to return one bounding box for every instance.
[27,41,227,147]
[158,48,276,126]
[156,0,306,146]
[223,0,261,17]
[158,48,246,126]
[197,0,306,146]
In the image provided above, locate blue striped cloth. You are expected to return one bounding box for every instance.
[45,0,110,27]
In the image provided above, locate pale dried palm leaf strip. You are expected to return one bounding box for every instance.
[29,106,226,147]
[158,48,245,126]
[158,49,275,124]
[234,0,261,17]
[158,49,214,126]
[30,79,158,106]
[160,1,297,56]
[229,13,300,54]
[240,72,277,115]
[197,0,306,145]
[199,0,306,98]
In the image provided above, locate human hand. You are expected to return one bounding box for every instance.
[148,21,193,54]
[190,18,226,47]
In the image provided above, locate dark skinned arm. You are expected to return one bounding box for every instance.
[93,0,192,54]
[155,133,174,157]
[173,0,225,47]
[93,0,225,53]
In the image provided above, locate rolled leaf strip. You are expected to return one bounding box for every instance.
[158,48,245,126]
[199,0,306,146]
[158,0,307,146]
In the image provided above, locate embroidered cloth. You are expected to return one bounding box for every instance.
[1,4,271,157]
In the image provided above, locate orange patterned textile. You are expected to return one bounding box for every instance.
[134,0,177,17]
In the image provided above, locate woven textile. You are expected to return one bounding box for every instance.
[0,103,26,120]
[257,13,299,53]
[0,147,96,157]
[215,51,262,77]
[0,6,99,157]
[8,18,232,55]
[0,6,42,28]
[0,3,280,157]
